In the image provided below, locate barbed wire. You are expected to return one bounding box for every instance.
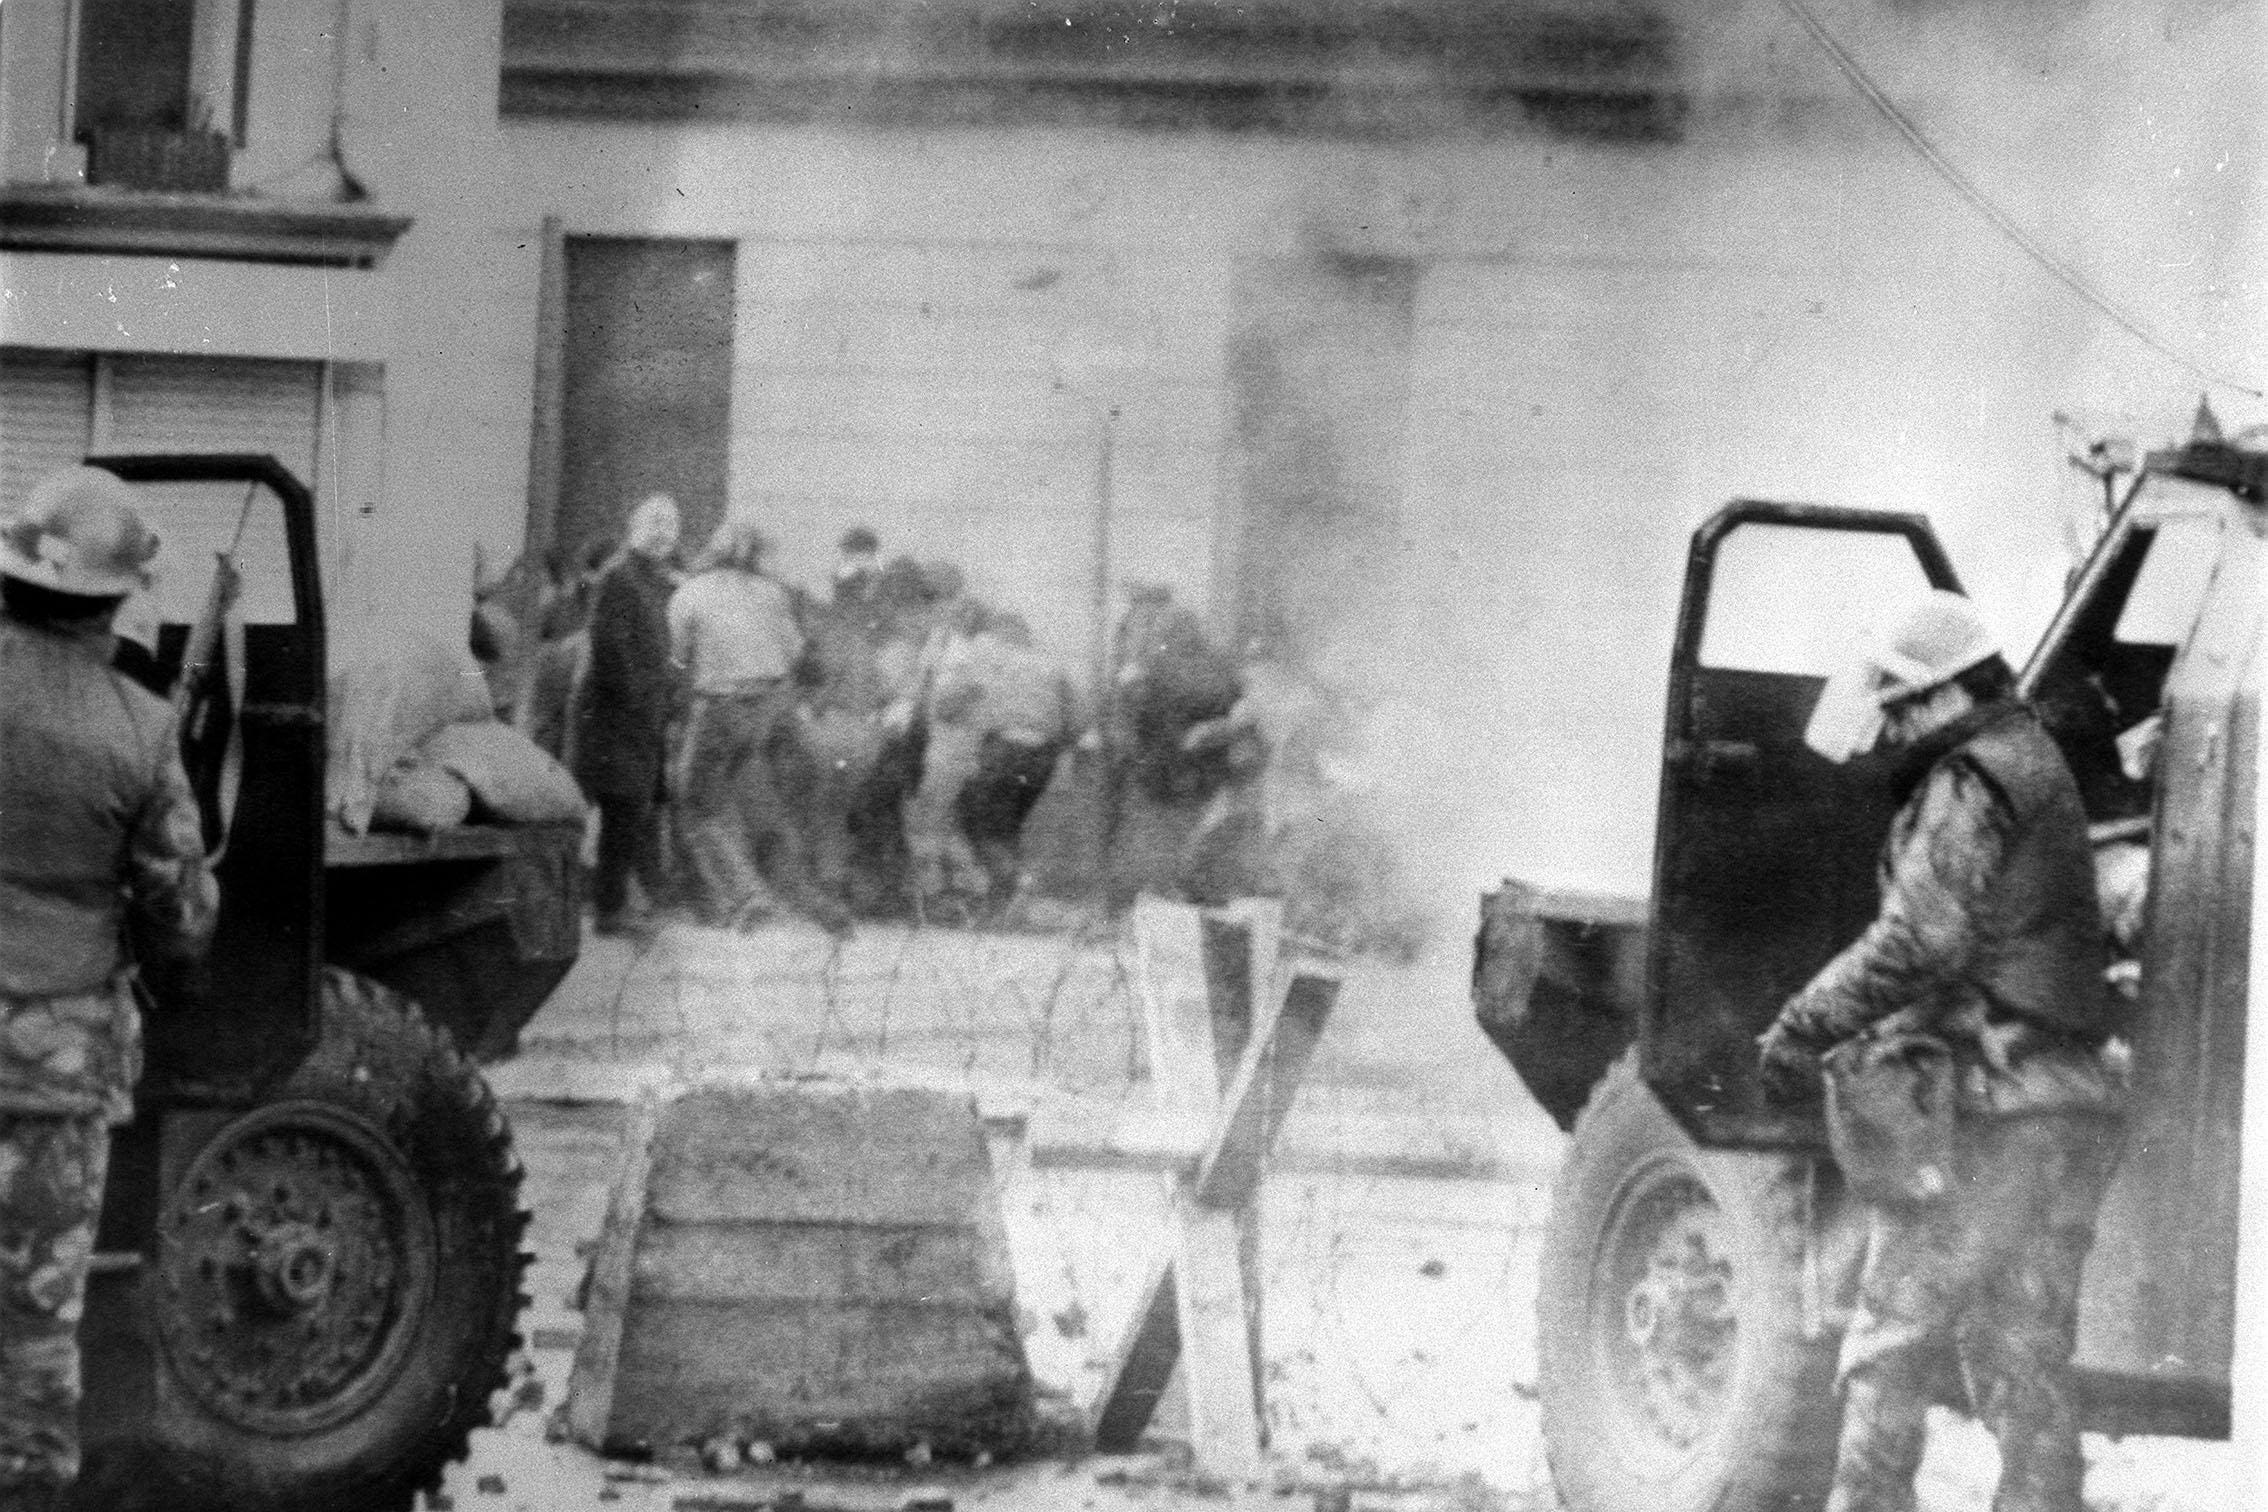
[532,897,1538,1495]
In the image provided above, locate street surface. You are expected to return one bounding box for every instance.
[426,912,2238,1512]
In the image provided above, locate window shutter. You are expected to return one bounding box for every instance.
[105,356,323,625]
[0,348,95,510]
[105,355,322,486]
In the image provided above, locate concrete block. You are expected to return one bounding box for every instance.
[567,1080,1033,1458]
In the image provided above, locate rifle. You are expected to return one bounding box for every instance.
[166,488,252,853]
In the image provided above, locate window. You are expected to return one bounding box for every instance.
[0,347,319,626]
[2114,513,2222,648]
[1697,521,1938,676]
[71,0,252,179]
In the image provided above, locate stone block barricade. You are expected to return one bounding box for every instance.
[565,1079,1033,1460]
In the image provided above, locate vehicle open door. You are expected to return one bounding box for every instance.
[90,453,325,1102]
[1644,500,1962,1148]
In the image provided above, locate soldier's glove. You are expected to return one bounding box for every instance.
[1756,1020,1825,1105]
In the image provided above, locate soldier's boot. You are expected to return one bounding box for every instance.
[1823,1367,1928,1512]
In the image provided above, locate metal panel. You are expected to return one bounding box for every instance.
[2072,508,2259,1411]
[1643,499,1961,1149]
[86,452,326,1104]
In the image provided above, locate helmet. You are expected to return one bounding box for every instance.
[0,466,159,598]
[1803,590,1999,764]
[1866,590,1998,705]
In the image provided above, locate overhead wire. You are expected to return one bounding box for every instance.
[1775,0,2263,400]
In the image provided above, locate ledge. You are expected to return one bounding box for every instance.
[500,0,1689,140]
[0,184,413,269]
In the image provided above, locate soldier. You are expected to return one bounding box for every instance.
[1756,590,2128,1512]
[1,468,220,1511]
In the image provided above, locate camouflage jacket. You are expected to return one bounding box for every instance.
[1,611,217,1118]
[1774,702,2127,1120]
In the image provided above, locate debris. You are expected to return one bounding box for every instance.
[904,1440,933,1467]
[1313,1492,1353,1512]
[702,1435,746,1473]
[1418,1259,1446,1279]
[747,1440,777,1465]
[902,1491,955,1512]
[476,1473,507,1495]
[1051,1302,1089,1339]
[604,1463,674,1484]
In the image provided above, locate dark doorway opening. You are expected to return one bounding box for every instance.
[551,236,736,570]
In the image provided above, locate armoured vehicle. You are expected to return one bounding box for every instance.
[69,454,582,1510]
[1473,420,2262,1510]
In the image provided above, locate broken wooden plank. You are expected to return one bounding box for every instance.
[1132,894,1222,1130]
[1195,971,1338,1210]
[1090,1259,1178,1452]
[1173,1195,1263,1482]
[1091,900,1332,1476]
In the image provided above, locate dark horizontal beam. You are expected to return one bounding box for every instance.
[500,0,1689,138]
[504,0,1679,81]
[502,70,1688,142]
[0,184,412,269]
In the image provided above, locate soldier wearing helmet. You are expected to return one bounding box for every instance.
[1758,589,2128,1512]
[0,467,220,1509]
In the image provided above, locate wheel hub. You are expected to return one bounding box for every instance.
[252,1220,340,1313]
[155,1099,437,1435]
[1599,1167,1737,1455]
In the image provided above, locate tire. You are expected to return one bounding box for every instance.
[1538,1052,1841,1512]
[143,969,529,1511]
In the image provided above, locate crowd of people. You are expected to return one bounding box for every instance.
[497,498,1088,939]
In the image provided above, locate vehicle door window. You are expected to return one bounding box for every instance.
[2028,506,2224,822]
[1698,521,1939,676]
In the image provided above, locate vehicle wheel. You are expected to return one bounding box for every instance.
[1538,1052,1840,1512]
[145,969,529,1511]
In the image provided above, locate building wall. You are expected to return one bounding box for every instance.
[8,0,2257,914]
[487,0,2264,905]
[0,0,517,638]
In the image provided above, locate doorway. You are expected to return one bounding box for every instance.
[545,235,736,571]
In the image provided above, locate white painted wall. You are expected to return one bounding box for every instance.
[7,4,2258,906]
[482,0,2262,912]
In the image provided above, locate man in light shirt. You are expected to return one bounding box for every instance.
[667,520,846,934]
